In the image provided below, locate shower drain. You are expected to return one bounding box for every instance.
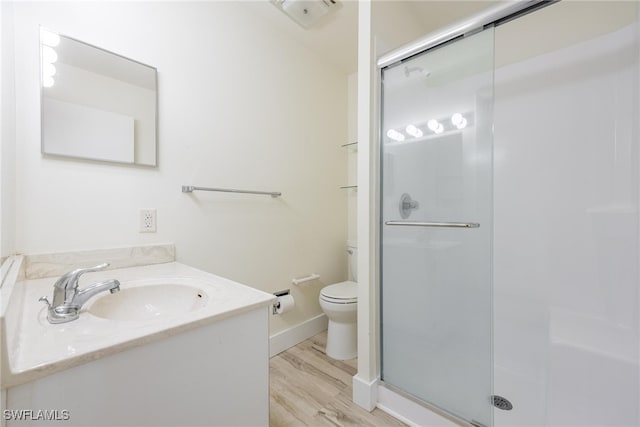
[491,395,513,411]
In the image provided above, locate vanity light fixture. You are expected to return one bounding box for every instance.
[42,76,55,88]
[405,124,423,138]
[41,47,57,87]
[40,29,61,47]
[427,119,444,134]
[400,113,471,140]
[42,62,56,78]
[42,45,58,64]
[386,129,405,142]
[451,113,467,129]
[41,30,59,88]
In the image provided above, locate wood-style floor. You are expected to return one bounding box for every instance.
[269,332,407,427]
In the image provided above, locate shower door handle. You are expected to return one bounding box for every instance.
[385,220,480,228]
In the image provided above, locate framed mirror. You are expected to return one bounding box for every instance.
[40,28,158,166]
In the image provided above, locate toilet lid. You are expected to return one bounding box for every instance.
[320,281,357,303]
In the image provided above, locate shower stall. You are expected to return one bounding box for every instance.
[378,1,639,426]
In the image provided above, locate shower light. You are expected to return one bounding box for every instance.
[405,124,423,138]
[42,46,58,64]
[427,119,439,132]
[40,29,60,47]
[386,129,405,142]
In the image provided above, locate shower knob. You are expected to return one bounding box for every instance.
[399,193,419,219]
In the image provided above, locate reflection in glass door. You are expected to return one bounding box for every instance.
[380,28,495,426]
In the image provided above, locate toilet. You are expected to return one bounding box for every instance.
[319,241,357,360]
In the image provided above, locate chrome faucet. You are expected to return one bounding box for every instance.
[39,263,121,324]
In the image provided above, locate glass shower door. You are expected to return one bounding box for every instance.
[380,28,494,426]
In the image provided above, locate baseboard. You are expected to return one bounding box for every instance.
[269,314,328,357]
[352,374,378,411]
[377,384,458,427]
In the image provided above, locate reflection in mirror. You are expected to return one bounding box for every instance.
[40,28,158,166]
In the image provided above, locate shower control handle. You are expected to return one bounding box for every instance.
[399,193,420,219]
[402,199,419,210]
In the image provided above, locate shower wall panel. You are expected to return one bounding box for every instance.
[493,7,639,426]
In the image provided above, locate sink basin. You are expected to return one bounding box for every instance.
[87,284,209,321]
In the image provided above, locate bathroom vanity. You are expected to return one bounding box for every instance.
[0,251,275,426]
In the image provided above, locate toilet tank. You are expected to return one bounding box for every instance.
[347,240,357,282]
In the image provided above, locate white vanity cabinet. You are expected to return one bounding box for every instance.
[6,308,269,426]
[1,260,275,427]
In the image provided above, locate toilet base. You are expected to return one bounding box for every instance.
[325,319,357,360]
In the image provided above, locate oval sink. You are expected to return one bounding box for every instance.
[87,284,209,321]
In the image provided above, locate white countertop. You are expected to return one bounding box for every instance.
[2,261,276,388]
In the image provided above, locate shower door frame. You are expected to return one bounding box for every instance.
[373,1,555,425]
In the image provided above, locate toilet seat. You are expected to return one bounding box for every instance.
[320,281,357,304]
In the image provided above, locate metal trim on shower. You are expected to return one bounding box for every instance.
[377,0,554,69]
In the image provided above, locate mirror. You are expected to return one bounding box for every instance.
[40,28,158,166]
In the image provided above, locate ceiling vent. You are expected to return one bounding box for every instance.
[272,0,339,29]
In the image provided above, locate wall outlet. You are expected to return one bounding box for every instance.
[139,209,157,233]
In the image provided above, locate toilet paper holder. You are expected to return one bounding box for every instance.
[272,289,290,315]
[291,273,320,286]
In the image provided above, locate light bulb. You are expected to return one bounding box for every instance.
[456,118,467,129]
[42,46,58,64]
[42,76,55,88]
[427,119,439,132]
[40,29,60,47]
[435,123,444,134]
[451,113,463,126]
[405,124,423,138]
[42,62,56,78]
[386,129,405,142]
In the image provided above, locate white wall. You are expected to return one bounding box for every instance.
[371,1,424,56]
[10,1,348,336]
[371,1,497,57]
[1,1,16,259]
[0,0,16,417]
